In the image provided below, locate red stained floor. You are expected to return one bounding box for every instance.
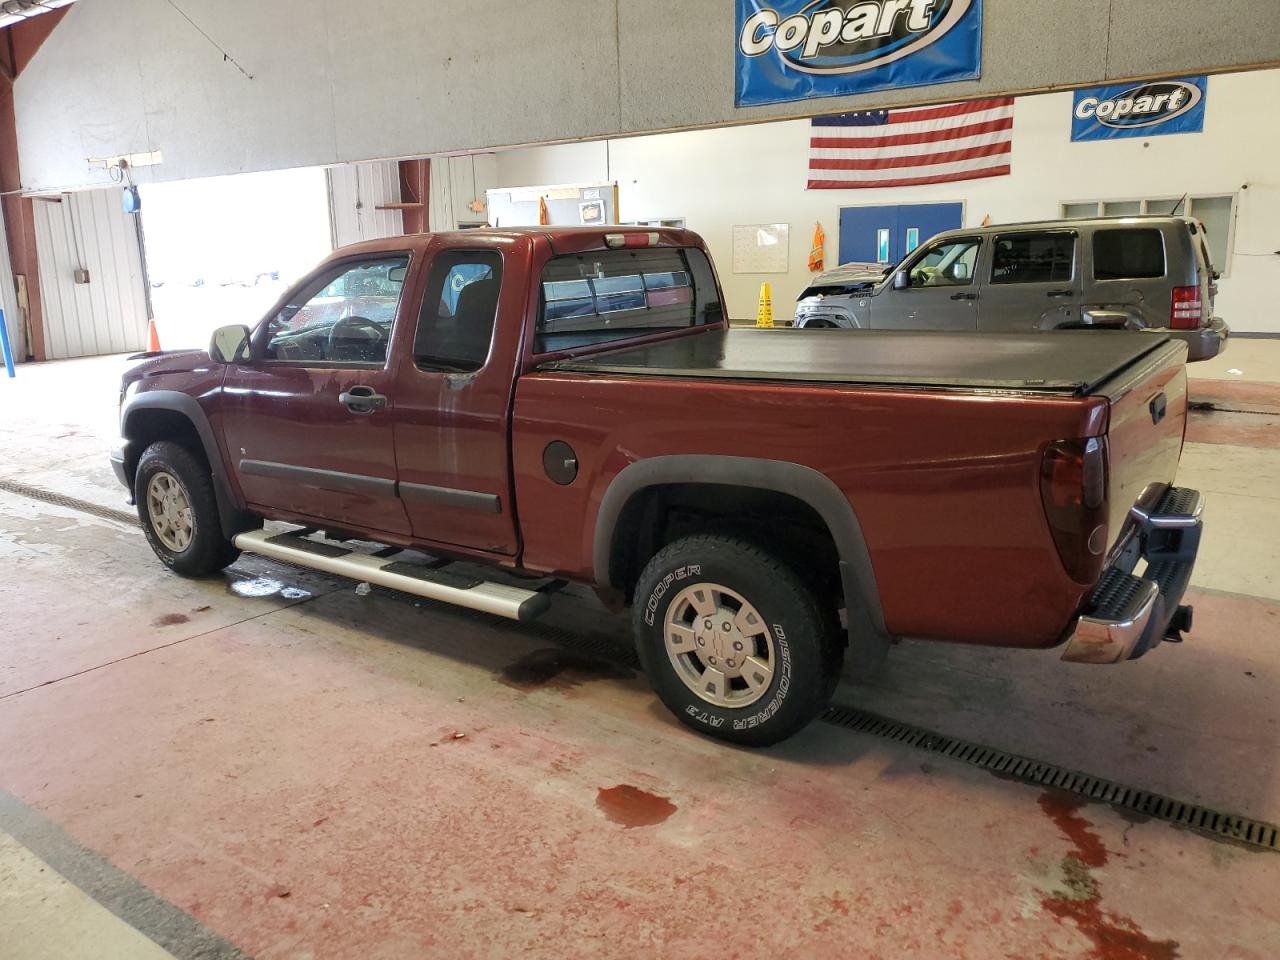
[1190,378,1280,414]
[3,539,1279,958]
[1186,409,1280,447]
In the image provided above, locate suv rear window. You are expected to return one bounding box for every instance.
[1093,229,1165,280]
[537,247,721,353]
[990,232,1074,284]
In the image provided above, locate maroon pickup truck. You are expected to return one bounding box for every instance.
[112,227,1204,745]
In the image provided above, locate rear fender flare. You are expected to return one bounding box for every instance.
[593,455,889,648]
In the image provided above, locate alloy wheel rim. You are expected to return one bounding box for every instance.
[663,581,775,708]
[146,471,194,552]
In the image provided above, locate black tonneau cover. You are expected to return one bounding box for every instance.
[541,328,1178,396]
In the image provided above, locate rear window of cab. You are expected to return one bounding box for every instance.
[536,247,722,353]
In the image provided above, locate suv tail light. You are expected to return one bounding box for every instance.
[1040,437,1109,584]
[1170,285,1202,330]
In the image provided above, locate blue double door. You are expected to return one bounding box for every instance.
[838,202,964,268]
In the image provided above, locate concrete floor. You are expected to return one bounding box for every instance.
[1,344,1279,959]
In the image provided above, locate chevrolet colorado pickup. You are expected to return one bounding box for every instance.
[112,227,1204,745]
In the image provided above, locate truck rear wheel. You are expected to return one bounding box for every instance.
[632,534,842,746]
[135,441,239,577]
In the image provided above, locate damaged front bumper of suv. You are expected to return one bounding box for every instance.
[1061,485,1204,664]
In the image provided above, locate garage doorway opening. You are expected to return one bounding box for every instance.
[138,167,332,351]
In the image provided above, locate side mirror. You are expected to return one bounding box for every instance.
[892,270,910,291]
[209,324,251,364]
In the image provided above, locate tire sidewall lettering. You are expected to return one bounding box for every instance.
[643,563,701,626]
[732,626,791,731]
[683,705,725,728]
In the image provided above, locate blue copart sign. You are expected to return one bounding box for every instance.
[1071,77,1207,142]
[735,0,983,107]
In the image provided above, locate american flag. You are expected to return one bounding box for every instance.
[808,98,1014,190]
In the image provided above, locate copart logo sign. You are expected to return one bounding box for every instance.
[1071,77,1207,142]
[735,0,982,107]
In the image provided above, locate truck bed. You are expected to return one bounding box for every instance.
[542,328,1177,396]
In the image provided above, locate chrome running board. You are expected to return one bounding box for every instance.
[233,529,551,622]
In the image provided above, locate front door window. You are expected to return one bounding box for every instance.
[260,257,409,366]
[909,238,981,287]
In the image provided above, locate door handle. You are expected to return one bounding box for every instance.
[1046,289,1074,298]
[338,385,388,414]
[950,292,977,301]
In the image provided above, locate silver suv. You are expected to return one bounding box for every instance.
[793,216,1229,361]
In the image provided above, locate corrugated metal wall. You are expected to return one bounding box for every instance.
[326,161,403,248]
[428,154,496,231]
[0,209,23,362]
[32,189,148,359]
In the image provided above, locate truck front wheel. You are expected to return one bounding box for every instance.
[135,441,240,576]
[632,534,842,746]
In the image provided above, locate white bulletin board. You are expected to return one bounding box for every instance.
[731,223,790,274]
[486,182,618,227]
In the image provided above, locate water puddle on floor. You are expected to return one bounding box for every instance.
[229,576,312,601]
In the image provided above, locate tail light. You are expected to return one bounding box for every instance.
[1040,437,1109,584]
[1170,285,1202,330]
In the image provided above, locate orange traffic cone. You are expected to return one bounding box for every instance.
[146,318,161,352]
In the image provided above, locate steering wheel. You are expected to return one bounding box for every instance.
[327,315,383,359]
[913,266,941,286]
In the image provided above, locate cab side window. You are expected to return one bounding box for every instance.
[908,238,980,287]
[261,257,409,365]
[991,233,1074,284]
[413,250,503,372]
[1093,229,1165,280]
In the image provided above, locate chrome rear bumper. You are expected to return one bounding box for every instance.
[1061,485,1203,664]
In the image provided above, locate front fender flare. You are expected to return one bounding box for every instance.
[120,390,251,538]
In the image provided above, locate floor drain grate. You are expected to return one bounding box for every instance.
[0,477,139,528]
[823,703,1280,853]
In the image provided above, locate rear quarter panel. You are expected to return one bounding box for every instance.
[1080,223,1185,330]
[512,374,1109,648]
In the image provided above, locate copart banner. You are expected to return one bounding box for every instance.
[735,0,983,107]
[1071,77,1207,142]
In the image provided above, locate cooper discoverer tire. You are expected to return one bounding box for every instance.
[632,534,842,746]
[134,440,238,577]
